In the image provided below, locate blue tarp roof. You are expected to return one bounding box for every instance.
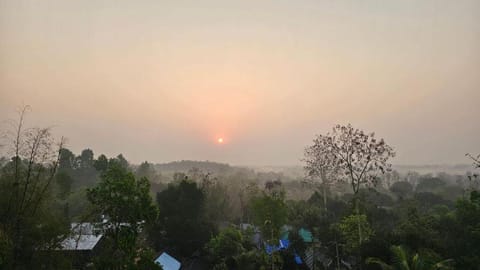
[280,227,313,243]
[265,244,278,255]
[265,239,290,254]
[154,252,181,270]
[279,239,290,249]
[294,253,303,264]
[298,228,313,243]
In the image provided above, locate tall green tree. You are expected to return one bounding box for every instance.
[115,154,129,170]
[442,191,480,268]
[76,149,94,169]
[94,154,109,172]
[337,214,374,253]
[58,148,75,171]
[56,148,75,199]
[152,179,214,257]
[250,192,287,244]
[206,227,245,269]
[200,173,232,224]
[87,163,158,270]
[72,148,99,187]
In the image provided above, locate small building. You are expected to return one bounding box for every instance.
[60,234,103,251]
[56,223,104,269]
[154,252,181,270]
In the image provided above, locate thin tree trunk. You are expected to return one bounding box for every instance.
[355,195,363,270]
[356,197,362,244]
[320,172,328,212]
[323,185,328,212]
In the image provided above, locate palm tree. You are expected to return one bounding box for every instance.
[366,245,453,270]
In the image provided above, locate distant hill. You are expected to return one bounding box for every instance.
[151,160,475,180]
[247,164,475,178]
[246,165,305,179]
[393,164,474,175]
[153,160,232,175]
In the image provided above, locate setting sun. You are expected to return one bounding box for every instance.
[1,1,479,267]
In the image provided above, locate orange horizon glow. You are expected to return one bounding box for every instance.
[0,1,478,165]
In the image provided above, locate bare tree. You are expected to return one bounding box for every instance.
[304,135,341,212]
[306,124,395,247]
[328,124,395,195]
[466,153,480,169]
[0,106,65,268]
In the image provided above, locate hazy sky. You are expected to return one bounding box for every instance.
[1,0,479,166]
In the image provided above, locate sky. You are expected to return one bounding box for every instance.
[1,0,479,166]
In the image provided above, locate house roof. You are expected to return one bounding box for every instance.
[280,227,313,243]
[154,252,181,270]
[60,234,103,250]
[298,228,313,243]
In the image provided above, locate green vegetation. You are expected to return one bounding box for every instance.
[1,113,479,270]
[86,163,158,269]
[366,245,454,270]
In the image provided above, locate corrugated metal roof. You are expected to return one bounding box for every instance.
[154,252,181,270]
[60,234,103,250]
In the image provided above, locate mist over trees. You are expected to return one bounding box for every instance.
[0,110,479,270]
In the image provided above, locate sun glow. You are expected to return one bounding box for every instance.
[217,138,224,144]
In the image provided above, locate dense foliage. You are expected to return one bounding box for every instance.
[1,116,479,270]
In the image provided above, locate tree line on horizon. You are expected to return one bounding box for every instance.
[0,108,479,270]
